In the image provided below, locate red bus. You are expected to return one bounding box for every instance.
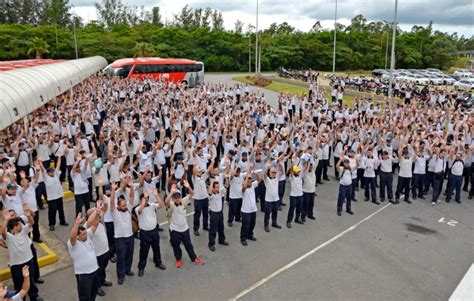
[103,57,204,86]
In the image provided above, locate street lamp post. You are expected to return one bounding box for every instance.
[387,0,398,100]
[255,0,259,75]
[249,34,251,73]
[72,15,78,59]
[332,0,337,74]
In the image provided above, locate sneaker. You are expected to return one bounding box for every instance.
[97,288,106,296]
[138,269,144,277]
[110,255,117,263]
[346,210,354,215]
[155,263,166,270]
[307,216,316,220]
[49,225,55,231]
[228,222,233,227]
[264,226,270,232]
[286,222,292,228]
[241,240,248,246]
[218,241,229,246]
[125,271,134,276]
[431,202,436,206]
[209,245,216,252]
[194,230,200,236]
[272,223,282,228]
[118,278,124,285]
[337,211,342,216]
[176,259,182,268]
[103,280,112,287]
[249,236,257,241]
[194,257,204,266]
[404,199,412,204]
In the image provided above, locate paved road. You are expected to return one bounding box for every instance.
[37,74,474,301]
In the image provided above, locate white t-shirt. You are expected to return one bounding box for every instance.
[67,229,99,274]
[241,181,258,213]
[112,206,133,238]
[6,225,33,266]
[72,170,89,195]
[229,174,244,199]
[135,203,159,231]
[289,175,303,197]
[44,170,64,201]
[264,177,279,202]
[169,196,191,232]
[89,223,109,257]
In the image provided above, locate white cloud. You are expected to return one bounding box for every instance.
[71,0,474,37]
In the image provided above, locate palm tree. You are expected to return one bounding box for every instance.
[27,37,50,59]
[133,42,155,57]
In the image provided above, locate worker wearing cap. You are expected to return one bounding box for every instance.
[134,188,166,277]
[240,165,261,246]
[208,180,229,252]
[378,150,395,203]
[37,158,68,231]
[263,160,282,232]
[301,160,316,221]
[336,155,354,216]
[446,150,468,204]
[287,165,304,228]
[192,162,213,236]
[395,143,416,204]
[165,181,204,267]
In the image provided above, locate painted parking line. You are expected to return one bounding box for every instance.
[229,203,392,301]
[449,263,474,301]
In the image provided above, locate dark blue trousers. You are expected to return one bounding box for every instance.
[278,180,286,207]
[138,228,162,270]
[337,184,352,212]
[264,201,279,226]
[287,195,303,223]
[364,177,377,202]
[301,192,315,219]
[446,174,462,203]
[193,198,209,231]
[379,171,393,200]
[228,198,242,223]
[115,236,134,279]
[412,173,425,198]
[209,211,225,246]
[432,176,444,203]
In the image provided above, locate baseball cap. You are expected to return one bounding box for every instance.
[103,184,112,191]
[343,158,350,163]
[47,167,55,173]
[228,150,236,156]
[172,191,182,199]
[292,165,300,173]
[7,183,16,190]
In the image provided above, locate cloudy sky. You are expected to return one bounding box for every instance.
[71,0,473,37]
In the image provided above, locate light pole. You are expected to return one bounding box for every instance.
[387,0,398,100]
[384,25,389,69]
[332,0,337,73]
[249,34,251,73]
[72,15,78,59]
[255,0,259,75]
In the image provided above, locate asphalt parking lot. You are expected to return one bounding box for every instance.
[36,74,474,301]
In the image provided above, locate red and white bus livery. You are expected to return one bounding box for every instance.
[103,57,204,87]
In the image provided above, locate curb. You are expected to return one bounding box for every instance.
[0,242,58,281]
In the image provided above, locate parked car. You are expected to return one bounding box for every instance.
[426,74,444,85]
[406,74,429,85]
[439,75,456,85]
[454,79,474,91]
[372,69,387,77]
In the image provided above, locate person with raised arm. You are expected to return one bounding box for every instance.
[165,180,204,268]
[240,164,261,246]
[109,178,135,285]
[135,187,166,277]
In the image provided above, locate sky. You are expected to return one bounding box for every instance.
[71,0,474,37]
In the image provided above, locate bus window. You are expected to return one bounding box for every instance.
[115,65,132,78]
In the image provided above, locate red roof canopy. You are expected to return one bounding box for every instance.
[0,59,65,71]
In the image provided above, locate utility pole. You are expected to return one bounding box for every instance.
[73,16,78,59]
[332,0,337,73]
[255,0,259,76]
[258,45,261,74]
[384,26,389,69]
[249,34,251,73]
[387,0,398,100]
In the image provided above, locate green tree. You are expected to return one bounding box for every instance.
[27,37,49,59]
[133,42,154,57]
[41,0,71,26]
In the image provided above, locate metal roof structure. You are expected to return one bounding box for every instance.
[0,56,107,130]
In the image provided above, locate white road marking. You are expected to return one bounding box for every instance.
[229,203,392,301]
[449,264,474,301]
[158,211,195,226]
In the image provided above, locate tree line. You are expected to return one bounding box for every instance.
[0,0,472,71]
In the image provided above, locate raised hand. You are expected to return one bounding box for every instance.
[22,265,30,278]
[75,213,83,225]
